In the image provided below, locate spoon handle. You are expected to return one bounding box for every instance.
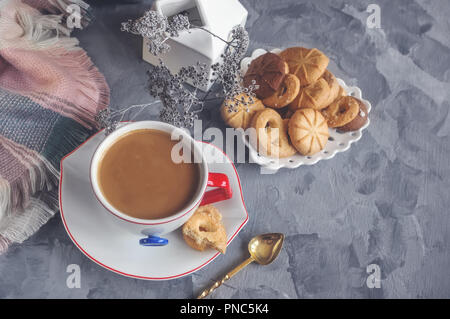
[197,257,254,299]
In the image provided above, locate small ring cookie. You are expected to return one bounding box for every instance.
[251,108,297,158]
[182,205,227,254]
[262,74,300,109]
[338,98,369,132]
[243,52,288,99]
[321,96,360,128]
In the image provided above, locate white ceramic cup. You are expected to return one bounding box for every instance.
[90,121,232,236]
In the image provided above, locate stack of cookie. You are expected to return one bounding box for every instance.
[221,47,369,158]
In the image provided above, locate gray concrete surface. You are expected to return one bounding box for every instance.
[1,0,450,298]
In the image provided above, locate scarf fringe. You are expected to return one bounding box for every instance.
[46,0,92,27]
[0,178,11,222]
[44,49,110,129]
[0,195,57,254]
[15,5,79,50]
[0,235,10,254]
[26,49,110,129]
[0,136,59,218]
[23,0,92,29]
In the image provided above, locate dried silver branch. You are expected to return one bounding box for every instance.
[95,108,118,135]
[211,25,258,113]
[95,102,163,135]
[117,10,257,129]
[148,60,207,128]
[121,11,190,55]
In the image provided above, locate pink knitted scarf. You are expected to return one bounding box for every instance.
[0,0,110,253]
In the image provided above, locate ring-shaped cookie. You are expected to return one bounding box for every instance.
[251,108,297,158]
[182,205,227,254]
[338,98,369,132]
[321,96,360,128]
[262,74,301,109]
[243,52,288,99]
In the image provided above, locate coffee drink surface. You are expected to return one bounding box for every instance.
[98,129,200,220]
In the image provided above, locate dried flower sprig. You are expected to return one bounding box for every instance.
[148,60,208,127]
[95,108,117,135]
[210,25,258,114]
[96,101,162,134]
[121,11,190,55]
[113,10,257,129]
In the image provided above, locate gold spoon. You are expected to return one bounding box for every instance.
[197,233,285,299]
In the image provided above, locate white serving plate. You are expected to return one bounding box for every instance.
[240,48,371,171]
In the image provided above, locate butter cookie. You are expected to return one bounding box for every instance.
[288,108,329,156]
[221,94,265,129]
[243,52,288,99]
[338,98,369,132]
[321,96,359,128]
[280,47,329,86]
[288,78,330,111]
[182,205,227,254]
[251,108,297,158]
[263,74,300,109]
[321,70,340,107]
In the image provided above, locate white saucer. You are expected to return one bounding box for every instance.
[59,128,248,280]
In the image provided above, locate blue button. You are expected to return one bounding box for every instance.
[139,235,169,247]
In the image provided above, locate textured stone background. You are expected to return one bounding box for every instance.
[1,0,450,298]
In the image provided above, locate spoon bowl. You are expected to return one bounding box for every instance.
[248,233,285,265]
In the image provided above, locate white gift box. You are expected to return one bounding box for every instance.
[143,0,248,91]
